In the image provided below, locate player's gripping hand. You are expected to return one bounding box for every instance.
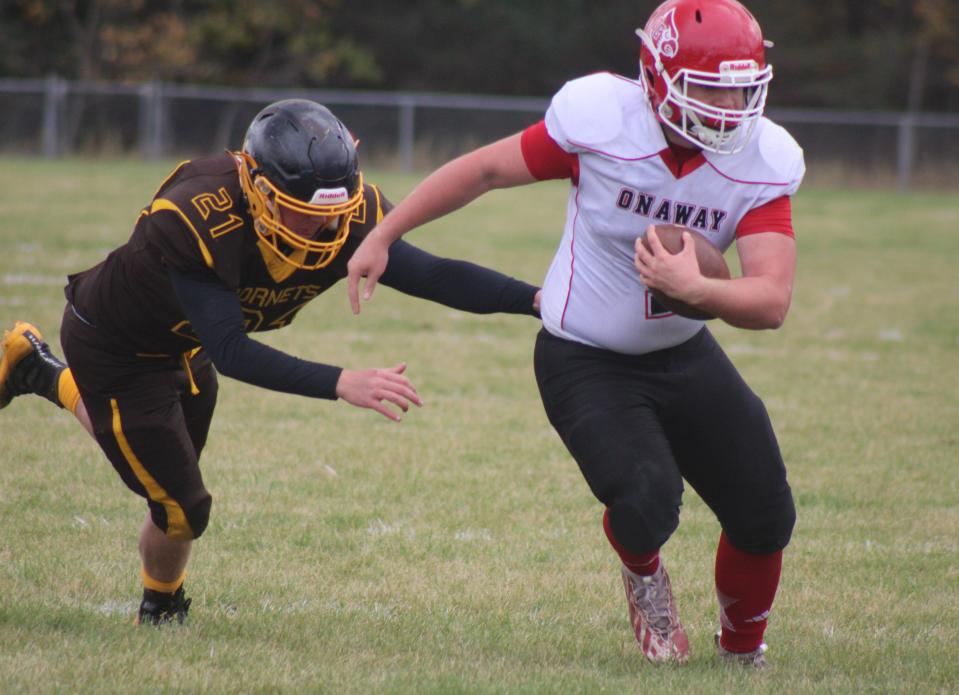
[335,362,422,421]
[633,225,705,305]
[347,233,391,315]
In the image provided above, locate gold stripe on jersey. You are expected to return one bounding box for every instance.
[150,198,215,270]
[371,185,385,224]
[110,398,193,540]
[152,160,191,200]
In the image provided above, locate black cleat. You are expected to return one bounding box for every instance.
[135,586,193,626]
[0,321,67,409]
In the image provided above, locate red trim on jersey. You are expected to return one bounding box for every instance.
[521,120,580,185]
[559,183,583,330]
[735,196,794,238]
[658,142,707,179]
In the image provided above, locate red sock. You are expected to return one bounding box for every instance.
[602,507,660,576]
[714,532,783,653]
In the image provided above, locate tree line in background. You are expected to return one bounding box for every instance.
[2,0,957,112]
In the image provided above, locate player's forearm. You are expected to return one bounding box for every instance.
[168,268,343,398]
[211,332,343,399]
[381,240,539,316]
[696,275,793,330]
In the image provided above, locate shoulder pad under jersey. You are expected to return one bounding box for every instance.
[705,119,806,195]
[544,73,662,157]
[146,153,249,283]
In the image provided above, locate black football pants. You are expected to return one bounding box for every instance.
[533,327,795,556]
[60,305,217,540]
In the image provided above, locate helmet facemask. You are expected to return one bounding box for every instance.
[636,8,773,155]
[235,150,364,271]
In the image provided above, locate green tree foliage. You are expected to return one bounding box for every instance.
[915,0,959,107]
[1,0,195,80]
[1,0,957,110]
[754,0,959,110]
[185,0,380,86]
[326,0,646,95]
[0,0,378,84]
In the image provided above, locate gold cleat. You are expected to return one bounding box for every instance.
[0,321,65,409]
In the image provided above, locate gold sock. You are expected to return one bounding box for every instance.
[141,567,186,594]
[57,368,82,414]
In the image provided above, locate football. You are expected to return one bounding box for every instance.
[639,224,730,320]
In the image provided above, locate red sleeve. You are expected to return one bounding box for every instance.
[520,120,579,185]
[735,196,794,238]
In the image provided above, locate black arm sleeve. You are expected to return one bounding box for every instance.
[379,239,540,317]
[168,268,342,399]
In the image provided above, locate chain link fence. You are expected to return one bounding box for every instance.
[2,76,957,190]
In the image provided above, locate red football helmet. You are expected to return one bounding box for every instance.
[636,0,773,154]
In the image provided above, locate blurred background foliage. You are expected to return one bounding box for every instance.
[1,0,957,111]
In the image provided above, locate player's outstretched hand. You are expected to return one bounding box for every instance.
[335,362,422,421]
[347,234,390,315]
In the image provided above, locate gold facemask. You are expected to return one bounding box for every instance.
[234,151,364,270]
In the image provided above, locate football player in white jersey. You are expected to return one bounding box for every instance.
[347,0,802,667]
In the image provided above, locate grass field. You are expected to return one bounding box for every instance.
[1,157,957,694]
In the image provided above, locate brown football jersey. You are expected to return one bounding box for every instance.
[65,153,389,356]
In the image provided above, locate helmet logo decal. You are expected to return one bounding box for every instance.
[309,187,350,205]
[721,60,758,72]
[651,8,680,58]
[719,59,760,80]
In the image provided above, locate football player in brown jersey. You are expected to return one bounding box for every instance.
[0,99,540,625]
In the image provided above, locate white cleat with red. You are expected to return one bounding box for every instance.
[621,563,690,663]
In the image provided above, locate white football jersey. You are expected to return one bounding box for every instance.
[539,72,805,355]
